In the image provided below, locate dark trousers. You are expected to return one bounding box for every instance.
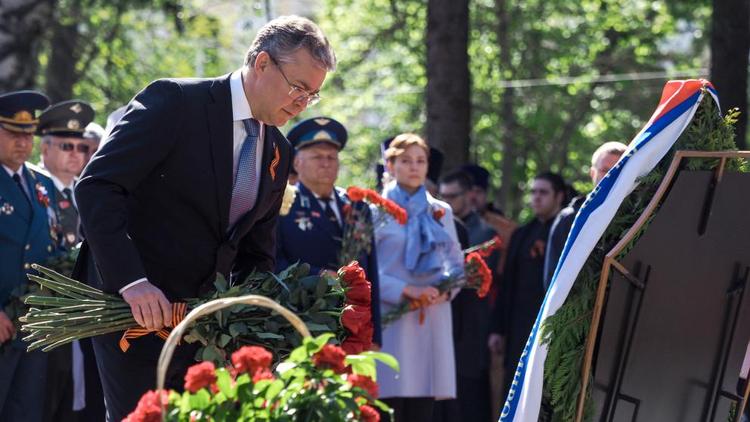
[0,344,47,422]
[381,397,435,422]
[92,332,198,422]
[43,344,76,422]
[75,338,106,421]
[458,372,492,422]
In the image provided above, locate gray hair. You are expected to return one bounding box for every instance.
[591,141,628,166]
[244,15,336,71]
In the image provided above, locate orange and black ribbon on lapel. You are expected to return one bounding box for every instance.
[269,145,280,181]
[119,302,188,352]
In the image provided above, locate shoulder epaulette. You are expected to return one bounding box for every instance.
[25,162,51,180]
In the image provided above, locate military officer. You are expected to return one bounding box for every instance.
[0,90,59,422]
[38,101,106,422]
[38,100,95,248]
[276,117,381,345]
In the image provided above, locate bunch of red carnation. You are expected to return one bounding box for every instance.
[347,186,407,225]
[338,261,375,354]
[465,251,493,298]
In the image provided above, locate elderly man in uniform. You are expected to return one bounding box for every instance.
[39,100,95,248]
[0,90,60,422]
[37,100,106,422]
[276,117,381,346]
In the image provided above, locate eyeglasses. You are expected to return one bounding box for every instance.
[439,191,465,200]
[53,142,90,154]
[268,54,321,106]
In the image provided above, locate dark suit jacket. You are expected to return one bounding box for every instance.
[74,75,292,300]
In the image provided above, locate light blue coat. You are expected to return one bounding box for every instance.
[374,191,464,399]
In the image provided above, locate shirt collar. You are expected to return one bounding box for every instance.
[50,174,75,192]
[2,164,23,179]
[230,69,254,122]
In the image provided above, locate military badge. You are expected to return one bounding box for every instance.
[58,199,71,210]
[295,216,313,231]
[311,211,321,218]
[35,183,50,207]
[67,119,80,130]
[1,202,14,215]
[66,232,77,245]
[300,195,311,209]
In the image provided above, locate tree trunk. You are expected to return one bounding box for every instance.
[710,0,749,149]
[426,0,470,173]
[0,0,54,91]
[45,0,82,102]
[496,0,516,215]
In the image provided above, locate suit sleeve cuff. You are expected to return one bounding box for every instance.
[119,278,148,294]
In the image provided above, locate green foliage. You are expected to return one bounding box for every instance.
[540,91,745,421]
[159,334,396,421]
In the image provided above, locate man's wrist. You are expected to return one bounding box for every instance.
[119,278,148,294]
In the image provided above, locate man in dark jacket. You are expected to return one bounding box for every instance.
[74,16,335,421]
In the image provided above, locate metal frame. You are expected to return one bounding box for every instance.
[575,150,750,422]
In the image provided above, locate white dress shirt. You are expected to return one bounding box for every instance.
[3,164,30,197]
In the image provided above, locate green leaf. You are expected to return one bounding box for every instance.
[213,273,228,293]
[315,276,328,299]
[265,379,285,401]
[345,355,376,379]
[218,334,232,348]
[256,332,285,340]
[305,322,331,332]
[361,351,400,372]
[188,389,211,410]
[228,322,249,337]
[215,368,235,399]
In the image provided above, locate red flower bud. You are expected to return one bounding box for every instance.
[123,390,169,422]
[359,404,380,422]
[348,374,379,398]
[184,361,217,393]
[341,304,372,336]
[252,368,275,383]
[312,344,348,373]
[231,345,273,375]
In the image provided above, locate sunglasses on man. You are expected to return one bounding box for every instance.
[52,141,91,154]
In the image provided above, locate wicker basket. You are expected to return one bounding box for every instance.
[156,294,312,391]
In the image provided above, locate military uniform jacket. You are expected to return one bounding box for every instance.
[276,182,382,344]
[0,164,59,305]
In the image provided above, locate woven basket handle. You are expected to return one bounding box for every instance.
[156,294,312,390]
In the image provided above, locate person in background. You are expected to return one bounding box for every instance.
[487,171,566,398]
[543,142,627,287]
[275,116,381,346]
[0,90,57,422]
[375,133,464,422]
[438,169,497,422]
[83,122,104,166]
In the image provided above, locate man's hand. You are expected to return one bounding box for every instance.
[121,281,172,331]
[488,333,506,355]
[0,311,15,344]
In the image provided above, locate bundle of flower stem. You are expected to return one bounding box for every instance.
[20,261,363,365]
[21,264,151,352]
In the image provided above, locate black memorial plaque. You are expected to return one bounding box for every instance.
[590,170,750,421]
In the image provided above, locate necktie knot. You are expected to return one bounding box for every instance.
[242,118,259,138]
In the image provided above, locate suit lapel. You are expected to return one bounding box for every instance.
[206,76,234,236]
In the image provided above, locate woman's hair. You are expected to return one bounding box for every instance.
[384,133,430,163]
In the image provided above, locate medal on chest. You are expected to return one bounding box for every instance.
[1,202,13,215]
[295,216,313,231]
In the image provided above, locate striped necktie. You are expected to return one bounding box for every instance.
[228,118,260,228]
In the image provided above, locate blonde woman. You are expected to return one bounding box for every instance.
[375,133,464,421]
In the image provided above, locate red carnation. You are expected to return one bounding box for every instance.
[184,361,217,393]
[341,304,371,336]
[252,368,275,383]
[433,207,446,221]
[348,374,379,398]
[123,389,169,422]
[345,279,372,307]
[466,252,493,298]
[232,345,273,375]
[341,335,371,355]
[339,261,366,286]
[347,186,366,202]
[359,404,380,422]
[312,344,348,373]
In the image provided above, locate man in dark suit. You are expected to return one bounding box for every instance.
[488,172,566,399]
[276,117,381,346]
[74,15,336,421]
[0,90,59,422]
